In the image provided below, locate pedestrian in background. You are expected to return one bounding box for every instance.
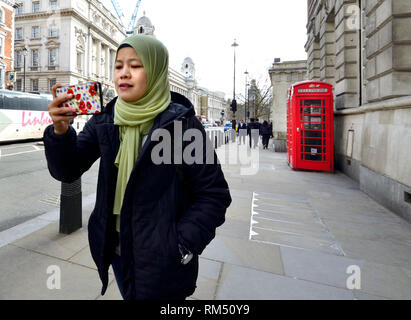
[260,120,271,149]
[43,35,231,300]
[247,118,259,148]
[237,119,247,145]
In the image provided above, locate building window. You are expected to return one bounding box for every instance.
[16,79,22,91]
[49,78,56,91]
[16,3,24,15]
[76,52,83,71]
[0,67,4,89]
[16,28,23,40]
[49,48,57,66]
[31,79,39,92]
[49,26,58,37]
[15,51,22,68]
[49,0,57,10]
[32,26,40,39]
[32,1,40,13]
[31,49,39,67]
[0,8,4,24]
[0,37,4,57]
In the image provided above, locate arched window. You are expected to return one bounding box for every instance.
[139,27,144,34]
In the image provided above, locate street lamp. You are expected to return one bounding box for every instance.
[244,70,248,122]
[231,39,239,127]
[22,45,28,92]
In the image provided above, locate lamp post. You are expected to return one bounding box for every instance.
[244,70,248,122]
[231,39,238,127]
[22,45,28,92]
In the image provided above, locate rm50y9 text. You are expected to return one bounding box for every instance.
[204,304,250,315]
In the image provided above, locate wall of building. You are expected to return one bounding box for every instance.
[269,60,307,151]
[0,0,16,89]
[306,0,411,222]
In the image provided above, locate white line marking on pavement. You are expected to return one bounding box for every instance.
[249,192,260,240]
[0,149,41,158]
[0,144,43,158]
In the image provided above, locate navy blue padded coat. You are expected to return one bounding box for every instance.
[43,92,232,300]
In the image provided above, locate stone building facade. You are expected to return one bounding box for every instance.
[306,0,411,222]
[269,60,307,151]
[13,0,125,100]
[0,0,17,90]
[12,4,226,121]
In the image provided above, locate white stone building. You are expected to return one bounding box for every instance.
[13,3,226,121]
[306,0,411,222]
[268,59,307,151]
[14,0,125,100]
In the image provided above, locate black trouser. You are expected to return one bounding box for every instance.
[262,135,270,148]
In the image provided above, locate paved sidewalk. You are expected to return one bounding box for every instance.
[0,139,410,300]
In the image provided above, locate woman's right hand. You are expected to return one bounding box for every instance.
[48,84,77,135]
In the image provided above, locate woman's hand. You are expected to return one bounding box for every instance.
[48,84,77,135]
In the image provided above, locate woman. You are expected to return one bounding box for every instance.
[43,35,232,300]
[260,120,271,149]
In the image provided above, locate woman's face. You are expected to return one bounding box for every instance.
[114,47,147,102]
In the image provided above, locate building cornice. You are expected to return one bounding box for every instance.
[15,8,125,47]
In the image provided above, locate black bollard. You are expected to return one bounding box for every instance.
[59,178,82,234]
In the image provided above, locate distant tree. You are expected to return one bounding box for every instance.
[248,78,273,121]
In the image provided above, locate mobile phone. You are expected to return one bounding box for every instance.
[56,81,103,115]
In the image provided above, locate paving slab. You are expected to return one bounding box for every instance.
[359,261,411,299]
[11,222,89,261]
[190,257,222,300]
[216,217,250,240]
[0,245,101,299]
[280,246,364,289]
[215,263,354,300]
[336,235,411,268]
[68,245,98,271]
[323,217,411,246]
[201,234,284,276]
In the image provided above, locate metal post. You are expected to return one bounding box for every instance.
[60,178,82,234]
[231,39,239,123]
[22,46,28,92]
[244,70,248,121]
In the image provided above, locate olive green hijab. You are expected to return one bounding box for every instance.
[113,35,171,232]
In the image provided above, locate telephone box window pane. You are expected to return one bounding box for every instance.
[305,138,322,146]
[304,131,322,138]
[304,107,321,114]
[304,146,322,154]
[304,99,322,107]
[304,154,323,161]
[305,123,322,130]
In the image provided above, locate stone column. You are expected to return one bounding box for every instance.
[105,46,110,81]
[334,1,360,110]
[320,20,336,86]
[87,34,93,78]
[364,0,411,103]
[96,40,102,78]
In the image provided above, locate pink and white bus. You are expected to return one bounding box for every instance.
[0,90,88,143]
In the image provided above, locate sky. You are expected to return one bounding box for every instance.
[101,0,308,99]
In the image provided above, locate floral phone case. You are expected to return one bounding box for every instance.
[56,81,103,115]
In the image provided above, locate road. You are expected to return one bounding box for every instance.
[0,127,225,232]
[0,141,99,232]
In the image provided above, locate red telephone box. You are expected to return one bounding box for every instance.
[287,81,334,172]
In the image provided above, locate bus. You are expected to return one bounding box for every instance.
[0,90,89,143]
